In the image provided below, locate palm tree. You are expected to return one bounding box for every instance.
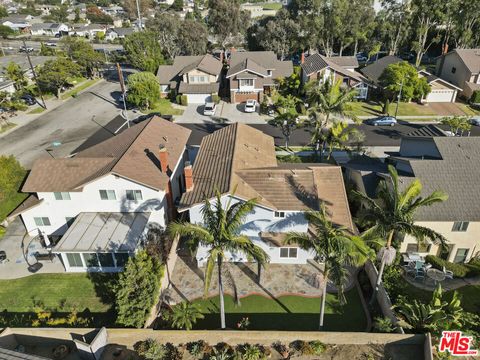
[168,191,269,329]
[285,205,373,329]
[322,120,363,160]
[4,62,27,91]
[305,78,358,157]
[353,165,448,305]
[170,301,204,330]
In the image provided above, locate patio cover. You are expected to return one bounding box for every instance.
[54,212,150,253]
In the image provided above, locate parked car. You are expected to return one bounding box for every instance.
[356,53,368,62]
[244,99,257,113]
[21,94,36,106]
[470,116,480,126]
[19,46,34,53]
[203,102,217,116]
[45,42,57,47]
[364,116,397,126]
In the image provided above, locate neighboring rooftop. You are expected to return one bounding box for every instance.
[360,55,403,84]
[0,55,55,74]
[157,54,222,85]
[226,51,293,80]
[301,53,366,82]
[22,116,191,192]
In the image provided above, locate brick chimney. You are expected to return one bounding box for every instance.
[158,144,169,173]
[184,161,194,191]
[301,52,305,64]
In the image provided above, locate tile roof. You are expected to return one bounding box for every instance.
[360,55,403,84]
[156,55,222,84]
[452,49,480,73]
[226,51,293,78]
[22,116,191,192]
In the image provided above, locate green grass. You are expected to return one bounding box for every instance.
[191,290,367,331]
[346,101,438,117]
[146,98,184,116]
[262,2,282,10]
[27,107,46,114]
[0,192,27,225]
[0,122,16,133]
[61,78,101,100]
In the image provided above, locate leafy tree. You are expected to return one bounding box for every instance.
[285,205,373,329]
[44,4,69,22]
[123,0,153,18]
[207,0,250,48]
[126,72,160,110]
[115,250,163,328]
[178,18,208,56]
[0,25,13,39]
[170,0,184,11]
[37,57,82,98]
[451,0,480,49]
[86,6,113,24]
[371,1,409,56]
[276,70,302,98]
[268,94,300,149]
[353,165,448,304]
[123,31,164,73]
[322,120,359,160]
[40,42,56,56]
[440,116,471,136]
[168,191,269,329]
[0,155,26,202]
[4,62,27,91]
[0,6,8,18]
[379,62,431,102]
[169,301,204,330]
[288,0,324,52]
[61,37,105,78]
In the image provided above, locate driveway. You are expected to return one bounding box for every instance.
[175,101,269,124]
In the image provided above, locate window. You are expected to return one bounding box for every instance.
[267,70,272,76]
[280,247,298,258]
[66,253,83,267]
[451,67,456,74]
[82,253,99,267]
[99,190,116,200]
[274,211,285,218]
[98,253,115,268]
[452,221,469,232]
[406,243,431,253]
[126,190,143,201]
[65,217,75,228]
[453,248,469,263]
[189,75,208,83]
[115,252,130,267]
[34,217,51,226]
[54,192,71,200]
[239,79,254,87]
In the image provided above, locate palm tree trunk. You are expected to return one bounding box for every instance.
[218,254,226,329]
[369,230,394,306]
[319,271,328,330]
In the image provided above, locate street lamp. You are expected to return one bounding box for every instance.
[394,78,404,119]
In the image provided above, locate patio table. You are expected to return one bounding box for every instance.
[427,268,446,285]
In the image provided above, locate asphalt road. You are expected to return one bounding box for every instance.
[1,39,123,53]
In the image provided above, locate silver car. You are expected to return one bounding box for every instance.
[365,116,397,126]
[203,102,216,116]
[470,116,480,126]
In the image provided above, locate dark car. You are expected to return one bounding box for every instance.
[21,94,36,106]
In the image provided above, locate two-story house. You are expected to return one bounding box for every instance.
[11,116,191,272]
[344,133,480,263]
[301,53,371,99]
[436,49,480,100]
[226,51,293,103]
[156,54,223,104]
[178,123,355,266]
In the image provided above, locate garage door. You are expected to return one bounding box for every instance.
[234,92,260,103]
[186,94,211,104]
[426,89,456,103]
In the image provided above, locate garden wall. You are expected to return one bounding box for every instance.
[364,260,404,334]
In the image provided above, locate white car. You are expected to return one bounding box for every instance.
[470,116,480,126]
[203,102,216,116]
[244,99,257,113]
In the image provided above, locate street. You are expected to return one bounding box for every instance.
[0,39,123,54]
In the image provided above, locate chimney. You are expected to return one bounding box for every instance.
[220,51,224,63]
[184,161,194,191]
[301,52,305,64]
[158,144,169,173]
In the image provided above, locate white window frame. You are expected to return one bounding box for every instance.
[99,189,116,200]
[239,78,254,90]
[34,217,51,226]
[453,248,469,263]
[126,190,143,201]
[66,253,83,267]
[54,192,71,200]
[279,247,298,258]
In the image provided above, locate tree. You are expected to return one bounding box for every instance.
[134,339,167,360]
[268,94,300,149]
[288,0,324,53]
[178,18,208,56]
[0,25,13,39]
[170,0,184,11]
[0,6,8,18]
[451,0,480,49]
[123,31,164,73]
[86,6,113,24]
[322,120,359,160]
[372,1,410,56]
[123,0,153,18]
[305,77,358,156]
[126,72,160,110]
[37,57,82,98]
[4,62,27,91]
[61,37,105,78]
[169,302,204,330]
[440,116,471,136]
[40,42,56,56]
[45,4,68,22]
[353,165,448,304]
[285,205,373,329]
[115,250,163,328]
[168,191,269,329]
[207,0,250,49]
[379,62,431,102]
[0,155,26,202]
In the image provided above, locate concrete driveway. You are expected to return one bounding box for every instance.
[175,101,269,124]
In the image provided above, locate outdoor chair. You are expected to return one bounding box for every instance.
[423,263,432,270]
[443,266,454,279]
[403,262,416,277]
[414,268,425,281]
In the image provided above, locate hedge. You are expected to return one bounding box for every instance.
[471,90,480,104]
[211,94,220,104]
[425,255,480,278]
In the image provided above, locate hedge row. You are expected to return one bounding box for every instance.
[425,255,480,278]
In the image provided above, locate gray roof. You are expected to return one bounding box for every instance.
[178,82,219,94]
[110,27,135,36]
[301,53,365,82]
[54,212,150,252]
[451,49,480,73]
[326,56,359,68]
[226,51,293,79]
[30,22,62,31]
[157,55,222,84]
[360,55,403,84]
[0,347,49,360]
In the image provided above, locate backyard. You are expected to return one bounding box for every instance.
[190,290,367,332]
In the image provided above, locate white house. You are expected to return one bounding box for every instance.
[105,27,135,41]
[12,116,191,272]
[2,14,33,31]
[30,23,69,37]
[68,24,108,38]
[178,123,355,266]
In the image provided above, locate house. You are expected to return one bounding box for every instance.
[156,54,223,103]
[436,49,480,100]
[105,27,135,41]
[301,53,371,99]
[344,134,480,264]
[68,24,108,38]
[178,123,355,265]
[0,55,55,84]
[240,3,278,18]
[10,116,191,272]
[226,51,293,103]
[361,55,461,103]
[35,4,58,16]
[1,14,33,32]
[30,23,69,36]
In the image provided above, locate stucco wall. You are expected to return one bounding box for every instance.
[437,53,471,92]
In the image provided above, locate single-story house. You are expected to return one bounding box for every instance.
[226,51,293,103]
[156,54,223,104]
[30,23,69,36]
[68,24,108,38]
[179,123,355,265]
[301,53,371,99]
[105,27,135,41]
[1,14,33,32]
[10,116,191,272]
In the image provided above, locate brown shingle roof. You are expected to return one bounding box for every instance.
[301,53,365,82]
[8,194,43,218]
[326,56,359,69]
[226,51,292,78]
[360,55,403,84]
[22,116,191,192]
[157,55,222,84]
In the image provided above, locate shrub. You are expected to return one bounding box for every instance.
[211,94,220,104]
[186,340,209,357]
[289,340,314,355]
[425,255,476,278]
[471,90,480,104]
[272,342,290,359]
[175,94,182,104]
[180,95,188,106]
[308,340,326,355]
[373,316,395,333]
[238,344,263,360]
[134,339,167,360]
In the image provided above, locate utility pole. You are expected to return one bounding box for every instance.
[114,62,130,133]
[394,78,404,119]
[23,40,47,109]
[135,0,142,30]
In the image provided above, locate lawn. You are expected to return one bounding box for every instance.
[191,289,367,331]
[61,78,101,100]
[346,101,437,117]
[0,192,28,224]
[27,107,46,114]
[146,98,184,116]
[262,2,282,10]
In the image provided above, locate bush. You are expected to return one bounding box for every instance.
[211,94,220,104]
[180,95,188,106]
[272,342,290,359]
[425,255,480,278]
[238,344,263,360]
[308,340,326,355]
[134,339,167,360]
[176,94,182,104]
[373,316,395,333]
[186,340,209,357]
[470,90,480,104]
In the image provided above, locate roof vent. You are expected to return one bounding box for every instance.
[163,136,168,142]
